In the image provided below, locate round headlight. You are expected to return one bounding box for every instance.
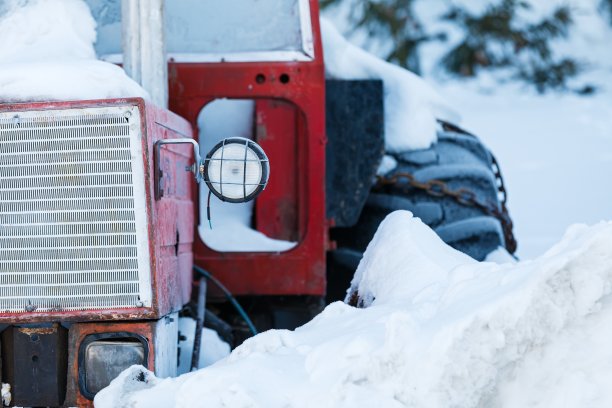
[203,137,270,203]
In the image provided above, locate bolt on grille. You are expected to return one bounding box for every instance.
[0,106,152,312]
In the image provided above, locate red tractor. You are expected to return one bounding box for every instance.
[0,0,513,406]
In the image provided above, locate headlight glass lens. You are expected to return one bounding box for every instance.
[204,137,269,203]
[84,340,145,395]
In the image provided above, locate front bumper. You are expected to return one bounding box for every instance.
[0,315,177,407]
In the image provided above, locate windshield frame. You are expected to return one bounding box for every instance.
[96,0,315,64]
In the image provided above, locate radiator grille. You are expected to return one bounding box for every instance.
[0,106,152,312]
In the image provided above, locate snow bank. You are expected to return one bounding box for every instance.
[0,0,147,102]
[97,211,612,407]
[320,18,458,152]
[0,60,148,103]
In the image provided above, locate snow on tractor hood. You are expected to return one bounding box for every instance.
[320,18,460,152]
[96,211,612,408]
[0,0,148,103]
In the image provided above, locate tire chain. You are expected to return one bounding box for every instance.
[375,152,518,254]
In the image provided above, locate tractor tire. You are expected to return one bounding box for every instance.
[327,127,510,302]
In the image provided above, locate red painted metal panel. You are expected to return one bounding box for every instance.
[168,0,328,297]
[255,99,299,241]
[143,102,195,316]
[0,98,194,322]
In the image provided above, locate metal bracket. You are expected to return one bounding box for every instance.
[154,138,202,200]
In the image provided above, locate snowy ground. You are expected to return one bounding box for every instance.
[97,211,612,408]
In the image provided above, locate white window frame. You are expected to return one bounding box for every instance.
[101,0,315,64]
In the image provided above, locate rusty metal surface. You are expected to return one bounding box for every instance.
[0,104,152,312]
[65,320,155,407]
[1,323,68,407]
[0,98,194,322]
[143,102,195,315]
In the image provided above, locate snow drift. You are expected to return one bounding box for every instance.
[96,211,612,407]
[0,0,147,102]
[320,18,459,152]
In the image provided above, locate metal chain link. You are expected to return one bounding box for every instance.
[375,157,517,254]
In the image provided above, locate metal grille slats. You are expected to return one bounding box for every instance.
[0,161,132,178]
[0,137,131,155]
[0,210,136,225]
[0,173,133,190]
[0,258,138,273]
[0,108,148,312]
[0,150,132,166]
[0,270,139,285]
[0,222,136,238]
[0,197,134,213]
[0,185,134,201]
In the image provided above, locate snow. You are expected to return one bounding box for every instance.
[320,18,459,152]
[97,211,612,408]
[0,0,147,103]
[0,0,94,63]
[197,99,296,252]
[376,154,398,176]
[484,247,517,264]
[1,383,10,406]
[0,60,148,103]
[177,318,231,374]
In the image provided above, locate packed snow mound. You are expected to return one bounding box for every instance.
[97,211,612,408]
[0,0,148,102]
[320,18,459,152]
[0,0,95,63]
[346,210,474,307]
[0,60,148,103]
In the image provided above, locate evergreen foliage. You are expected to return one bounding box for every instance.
[602,0,612,24]
[320,0,441,73]
[321,0,603,92]
[442,0,576,92]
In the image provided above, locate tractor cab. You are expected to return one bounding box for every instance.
[91,0,329,300]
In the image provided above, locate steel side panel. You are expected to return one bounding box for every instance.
[169,0,327,296]
[144,103,195,316]
[255,99,299,241]
[0,98,194,322]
